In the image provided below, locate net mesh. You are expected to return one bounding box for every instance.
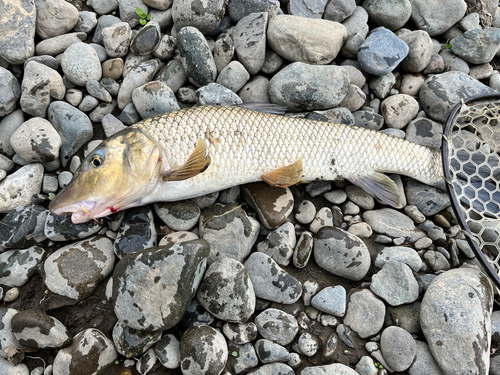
[447,98,500,275]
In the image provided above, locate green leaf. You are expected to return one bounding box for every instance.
[231,351,238,357]
[136,6,145,16]
[146,14,151,20]
[140,19,146,25]
[112,11,116,15]
[48,193,56,200]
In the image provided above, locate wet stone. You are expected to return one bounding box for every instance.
[53,328,117,375]
[255,339,290,363]
[0,205,48,249]
[196,258,256,323]
[344,289,385,338]
[154,200,200,231]
[254,308,299,345]
[44,212,103,242]
[179,325,228,375]
[227,341,259,374]
[257,221,296,266]
[44,235,115,300]
[223,322,258,344]
[0,246,45,287]
[199,203,259,264]
[293,231,314,269]
[244,252,302,304]
[113,240,209,331]
[370,260,419,306]
[314,226,371,281]
[311,286,346,317]
[180,299,215,328]
[0,164,44,213]
[11,309,71,349]
[114,206,156,259]
[130,22,161,56]
[154,334,180,369]
[112,320,162,358]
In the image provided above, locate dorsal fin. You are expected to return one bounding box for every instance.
[261,158,303,188]
[161,138,211,182]
[347,172,402,208]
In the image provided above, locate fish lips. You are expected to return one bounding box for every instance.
[49,188,99,224]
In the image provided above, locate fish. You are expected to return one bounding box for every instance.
[49,104,445,224]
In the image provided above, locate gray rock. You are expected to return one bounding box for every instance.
[75,11,98,33]
[255,339,290,363]
[380,326,416,372]
[341,32,366,59]
[44,236,115,300]
[399,72,425,96]
[0,164,44,213]
[143,0,172,10]
[153,34,177,59]
[0,246,44,287]
[380,94,419,129]
[199,203,259,264]
[43,212,103,241]
[53,329,117,375]
[302,363,361,375]
[288,0,328,18]
[119,0,148,28]
[0,308,23,359]
[420,267,493,375]
[397,29,434,73]
[87,0,118,14]
[113,239,209,330]
[11,309,71,349]
[216,61,250,93]
[410,0,466,36]
[309,207,334,234]
[269,62,349,111]
[79,95,99,112]
[213,34,235,73]
[369,71,396,99]
[451,28,500,64]
[65,88,83,106]
[35,0,79,39]
[344,289,385,338]
[233,12,268,75]
[227,341,259,373]
[0,67,21,116]
[323,0,356,22]
[386,301,422,335]
[244,252,302,304]
[345,185,375,210]
[342,6,369,37]
[92,15,121,45]
[295,200,316,224]
[242,182,294,229]
[48,101,93,166]
[102,22,133,58]
[307,107,355,125]
[370,260,419,306]
[228,0,280,23]
[257,221,296,266]
[180,326,228,375]
[10,118,62,163]
[86,80,112,102]
[154,200,200,231]
[117,60,158,110]
[21,61,65,117]
[423,53,445,74]
[35,32,87,56]
[239,76,270,103]
[132,81,180,119]
[314,226,371,281]
[158,231,198,247]
[440,48,470,74]
[154,334,180,369]
[223,322,258,344]
[177,26,217,87]
[23,55,59,70]
[154,59,188,93]
[254,308,298,345]
[363,0,411,30]
[311,286,346,317]
[172,0,227,34]
[338,84,366,112]
[261,50,283,75]
[130,21,161,56]
[363,208,426,243]
[405,118,442,148]
[112,320,161,358]
[423,250,450,272]
[268,15,347,64]
[408,341,444,375]
[358,27,409,76]
[197,258,255,323]
[375,246,422,272]
[404,179,450,216]
[114,206,157,259]
[0,0,36,64]
[0,205,47,249]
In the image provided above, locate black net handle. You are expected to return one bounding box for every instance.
[442,92,500,288]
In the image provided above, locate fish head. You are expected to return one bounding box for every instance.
[49,129,163,224]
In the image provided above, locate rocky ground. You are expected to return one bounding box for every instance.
[1,0,500,374]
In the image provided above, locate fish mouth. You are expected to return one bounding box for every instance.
[49,201,103,224]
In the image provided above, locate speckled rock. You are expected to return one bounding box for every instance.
[254,308,298,345]
[61,43,102,87]
[154,334,180,369]
[257,221,296,266]
[117,60,159,110]
[410,0,466,36]
[0,205,47,249]
[112,320,162,358]
[267,15,347,64]
[242,182,294,229]
[302,363,359,375]
[233,12,268,75]
[363,208,426,243]
[197,258,255,323]
[314,226,371,281]
[421,267,493,375]
[11,309,71,349]
[199,203,260,264]
[180,325,228,375]
[196,82,243,106]
[0,67,21,117]
[0,308,23,359]
[53,328,117,375]
[223,322,258,344]
[0,246,45,287]
[380,94,419,129]
[0,164,44,213]
[35,0,79,39]
[154,200,201,231]
[155,59,188,93]
[44,211,103,242]
[172,0,228,34]
[43,236,114,300]
[113,239,209,331]
[132,81,180,119]
[102,22,133,58]
[344,289,385,338]
[363,0,411,30]
[114,206,156,258]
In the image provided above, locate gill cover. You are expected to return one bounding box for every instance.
[49,129,163,223]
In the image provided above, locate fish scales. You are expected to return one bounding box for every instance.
[136,105,443,200]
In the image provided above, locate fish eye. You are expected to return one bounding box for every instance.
[90,154,104,168]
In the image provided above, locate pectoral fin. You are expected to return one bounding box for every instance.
[261,158,303,188]
[161,138,211,182]
[348,172,402,208]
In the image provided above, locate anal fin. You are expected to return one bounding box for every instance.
[348,172,402,208]
[261,158,303,188]
[162,137,211,182]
